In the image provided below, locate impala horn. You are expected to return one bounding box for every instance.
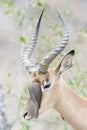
[38,10,69,73]
[21,9,44,73]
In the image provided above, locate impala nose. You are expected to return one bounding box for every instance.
[22,99,39,120]
[23,112,32,120]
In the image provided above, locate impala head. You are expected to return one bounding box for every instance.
[21,9,75,120]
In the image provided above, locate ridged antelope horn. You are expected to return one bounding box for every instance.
[38,10,69,73]
[21,9,44,72]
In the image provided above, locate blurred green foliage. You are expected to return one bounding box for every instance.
[78,28,87,40]
[2,0,14,7]
[2,0,25,27]
[68,67,87,97]
[19,119,31,130]
[18,83,30,106]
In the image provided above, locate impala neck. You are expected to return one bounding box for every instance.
[54,78,87,130]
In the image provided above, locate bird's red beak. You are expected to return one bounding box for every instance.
[38,81,42,85]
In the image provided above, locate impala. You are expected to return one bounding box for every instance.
[21,9,87,130]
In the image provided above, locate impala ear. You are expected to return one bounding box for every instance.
[58,50,75,75]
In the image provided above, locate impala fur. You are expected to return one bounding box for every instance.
[21,10,87,130]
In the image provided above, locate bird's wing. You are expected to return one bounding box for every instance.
[33,83,42,108]
[29,83,42,108]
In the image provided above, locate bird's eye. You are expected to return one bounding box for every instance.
[41,77,51,90]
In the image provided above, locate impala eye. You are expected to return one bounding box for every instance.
[43,77,51,89]
[38,70,47,75]
[44,83,51,89]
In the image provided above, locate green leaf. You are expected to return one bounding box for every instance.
[85,29,87,33]
[8,72,12,77]
[17,9,21,16]
[37,0,50,10]
[2,0,14,7]
[8,0,14,7]
[41,35,51,43]
[37,1,42,7]
[4,9,12,15]
[19,36,27,43]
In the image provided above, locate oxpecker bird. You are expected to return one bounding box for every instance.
[28,77,42,118]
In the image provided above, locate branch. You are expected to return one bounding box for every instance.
[0,82,11,130]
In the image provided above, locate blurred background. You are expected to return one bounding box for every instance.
[0,0,87,130]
